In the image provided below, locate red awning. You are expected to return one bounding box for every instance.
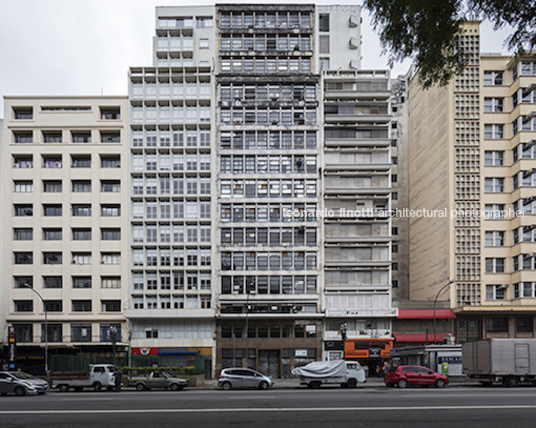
[393,333,449,342]
[397,309,456,319]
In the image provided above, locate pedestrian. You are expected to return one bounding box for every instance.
[113,366,123,392]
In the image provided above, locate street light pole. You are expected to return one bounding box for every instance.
[22,284,47,374]
[433,280,455,344]
[244,282,255,369]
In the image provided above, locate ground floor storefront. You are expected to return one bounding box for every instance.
[216,319,323,378]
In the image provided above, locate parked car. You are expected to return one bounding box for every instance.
[128,370,188,391]
[384,365,449,388]
[218,368,274,390]
[0,371,50,396]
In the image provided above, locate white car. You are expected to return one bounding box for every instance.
[218,368,274,390]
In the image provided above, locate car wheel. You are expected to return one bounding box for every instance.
[93,382,102,392]
[435,379,446,388]
[506,377,519,387]
[170,383,183,391]
[258,381,269,390]
[347,378,357,388]
[222,381,232,391]
[397,379,408,389]
[59,385,69,393]
[14,386,25,396]
[136,384,146,391]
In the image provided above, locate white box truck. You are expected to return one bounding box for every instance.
[462,339,536,386]
[292,360,366,388]
[50,364,116,392]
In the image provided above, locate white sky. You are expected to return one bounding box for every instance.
[0,0,513,117]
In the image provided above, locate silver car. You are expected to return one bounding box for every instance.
[218,368,274,390]
[0,371,50,396]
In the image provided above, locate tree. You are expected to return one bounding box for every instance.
[364,0,536,88]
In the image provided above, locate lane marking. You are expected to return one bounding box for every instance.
[1,405,536,415]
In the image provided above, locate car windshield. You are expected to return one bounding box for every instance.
[162,371,172,378]
[11,372,37,380]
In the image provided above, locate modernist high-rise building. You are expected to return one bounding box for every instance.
[124,6,217,374]
[407,22,536,341]
[1,97,130,372]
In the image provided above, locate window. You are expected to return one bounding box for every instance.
[486,284,506,300]
[484,124,504,139]
[101,300,121,311]
[43,180,62,192]
[43,131,62,143]
[72,300,92,312]
[72,131,91,143]
[14,204,33,217]
[517,317,534,333]
[485,258,505,273]
[101,155,120,168]
[72,204,91,217]
[71,324,92,342]
[319,13,329,31]
[44,277,62,289]
[484,151,504,166]
[14,228,33,241]
[101,252,121,265]
[101,228,120,240]
[44,300,62,312]
[13,107,33,120]
[13,155,33,168]
[101,204,121,217]
[100,107,120,120]
[15,252,33,264]
[43,228,62,241]
[485,231,505,246]
[484,98,504,112]
[100,324,122,342]
[319,35,329,54]
[13,324,33,343]
[43,155,62,168]
[44,252,62,265]
[101,131,120,143]
[72,253,92,265]
[72,155,91,167]
[72,180,91,192]
[486,317,508,332]
[484,71,504,85]
[101,180,120,192]
[73,228,91,240]
[73,277,92,288]
[14,276,32,288]
[14,131,33,143]
[485,178,504,193]
[14,301,33,312]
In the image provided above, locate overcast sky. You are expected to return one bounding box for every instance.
[0,0,513,117]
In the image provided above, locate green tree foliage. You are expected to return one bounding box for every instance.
[364,0,536,88]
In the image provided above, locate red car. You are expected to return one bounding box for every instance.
[384,365,449,388]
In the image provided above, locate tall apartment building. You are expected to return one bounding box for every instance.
[322,69,396,362]
[408,21,536,341]
[124,6,216,374]
[215,4,322,377]
[1,97,129,372]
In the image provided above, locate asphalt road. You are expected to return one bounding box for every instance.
[1,386,536,428]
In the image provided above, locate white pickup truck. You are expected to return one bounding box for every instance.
[292,360,366,388]
[50,364,116,392]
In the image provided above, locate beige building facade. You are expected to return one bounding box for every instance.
[2,96,130,372]
[407,22,536,341]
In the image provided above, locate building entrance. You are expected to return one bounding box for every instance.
[259,350,279,378]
